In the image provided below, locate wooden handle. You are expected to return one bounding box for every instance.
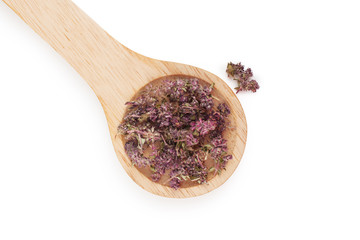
[2,0,140,91]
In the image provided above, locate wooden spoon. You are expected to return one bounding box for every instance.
[2,0,247,198]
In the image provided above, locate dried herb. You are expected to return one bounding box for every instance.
[226,62,260,93]
[118,77,232,189]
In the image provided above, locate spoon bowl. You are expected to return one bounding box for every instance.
[3,0,247,198]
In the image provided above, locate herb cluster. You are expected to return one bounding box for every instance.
[118,77,232,189]
[227,62,260,93]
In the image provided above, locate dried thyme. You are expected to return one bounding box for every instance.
[227,62,260,93]
[118,77,232,189]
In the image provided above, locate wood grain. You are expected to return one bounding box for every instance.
[2,0,247,198]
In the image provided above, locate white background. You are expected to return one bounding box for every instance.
[0,0,359,239]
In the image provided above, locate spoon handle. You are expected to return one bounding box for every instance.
[2,0,138,91]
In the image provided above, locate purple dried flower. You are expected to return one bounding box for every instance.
[158,112,172,128]
[119,77,233,189]
[124,141,149,168]
[209,111,226,138]
[227,62,260,93]
[179,156,208,184]
[171,117,183,128]
[125,101,139,108]
[190,119,217,136]
[178,148,189,159]
[210,147,223,159]
[163,79,176,93]
[188,78,200,92]
[217,103,231,117]
[179,95,189,103]
[181,115,191,124]
[199,96,214,110]
[147,107,158,122]
[222,155,233,163]
[170,177,181,190]
[151,172,161,182]
[210,135,230,169]
[164,78,188,101]
[218,155,233,169]
[180,103,197,115]
[150,146,177,175]
[211,135,227,148]
[246,79,260,93]
[186,133,199,146]
[226,62,244,76]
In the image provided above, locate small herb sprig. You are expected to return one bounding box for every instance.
[227,62,260,93]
